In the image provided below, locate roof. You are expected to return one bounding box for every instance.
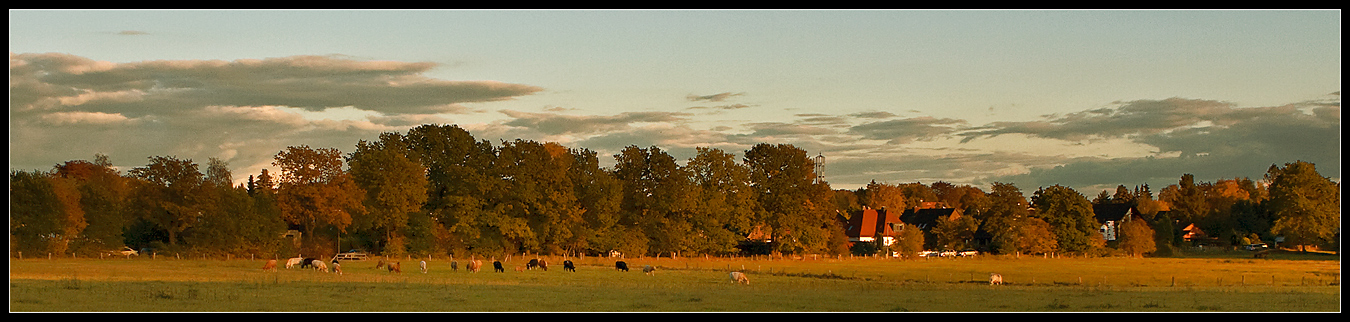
[898,207,961,230]
[1092,203,1141,224]
[844,208,904,239]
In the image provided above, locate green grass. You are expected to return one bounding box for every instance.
[9,252,1340,312]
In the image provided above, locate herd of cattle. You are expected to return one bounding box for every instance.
[261,255,1006,286]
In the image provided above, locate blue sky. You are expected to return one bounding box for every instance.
[9,9,1341,193]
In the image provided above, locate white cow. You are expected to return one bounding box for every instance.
[286,257,304,269]
[729,272,750,285]
[989,273,1003,285]
[420,260,428,273]
[313,260,329,272]
[332,262,343,275]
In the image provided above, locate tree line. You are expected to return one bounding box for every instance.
[9,124,1340,259]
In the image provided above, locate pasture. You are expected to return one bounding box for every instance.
[9,251,1340,312]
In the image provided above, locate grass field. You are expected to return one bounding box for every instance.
[9,250,1341,312]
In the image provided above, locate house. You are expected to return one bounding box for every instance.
[1092,203,1142,241]
[898,207,962,231]
[1181,223,1207,242]
[844,207,904,246]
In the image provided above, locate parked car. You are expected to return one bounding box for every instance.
[917,250,938,257]
[938,250,957,257]
[1244,243,1269,251]
[958,249,979,257]
[116,246,138,256]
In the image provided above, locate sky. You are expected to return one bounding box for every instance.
[9,9,1342,194]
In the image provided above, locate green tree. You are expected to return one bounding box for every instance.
[491,140,586,255]
[982,182,1030,254]
[348,132,429,257]
[613,145,696,256]
[931,214,979,251]
[744,143,833,255]
[127,156,205,247]
[1117,218,1157,257]
[403,124,498,257]
[686,147,758,255]
[569,148,623,256]
[1014,217,1059,255]
[1265,161,1340,252]
[893,223,926,259]
[1030,185,1100,253]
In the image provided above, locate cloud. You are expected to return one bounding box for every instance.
[687,92,745,102]
[498,110,692,136]
[9,53,544,116]
[117,30,150,35]
[847,117,968,144]
[8,53,543,184]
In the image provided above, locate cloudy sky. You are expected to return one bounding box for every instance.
[9,9,1341,194]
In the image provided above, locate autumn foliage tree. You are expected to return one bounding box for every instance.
[347,132,428,256]
[1265,161,1340,252]
[274,146,366,254]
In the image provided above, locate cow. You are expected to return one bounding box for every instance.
[527,259,540,270]
[262,259,278,271]
[563,260,576,272]
[538,259,548,271]
[989,273,1003,285]
[643,265,656,275]
[493,260,505,273]
[332,262,343,275]
[468,260,482,273]
[388,261,402,274]
[729,272,750,285]
[375,258,388,269]
[313,260,329,272]
[301,257,317,269]
[515,266,525,272]
[286,257,304,269]
[615,261,629,272]
[420,260,428,274]
[451,261,459,272]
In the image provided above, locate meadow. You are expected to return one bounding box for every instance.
[9,250,1340,312]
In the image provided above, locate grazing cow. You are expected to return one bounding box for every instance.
[989,273,1003,285]
[332,262,343,275]
[262,259,278,271]
[538,259,548,271]
[286,257,304,269]
[515,266,525,272]
[563,260,575,272]
[313,260,329,272]
[301,257,317,269]
[451,261,458,272]
[643,265,656,275]
[388,261,402,274]
[527,259,540,270]
[729,272,750,285]
[375,259,388,269]
[615,261,629,272]
[468,260,482,273]
[493,260,505,273]
[420,260,428,274]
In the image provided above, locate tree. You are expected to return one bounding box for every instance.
[53,156,133,255]
[744,143,833,255]
[613,145,696,256]
[686,147,758,255]
[127,156,205,247]
[273,146,366,253]
[348,132,429,257]
[981,182,1030,254]
[1116,218,1156,257]
[569,148,623,257]
[1265,161,1340,252]
[931,214,979,251]
[403,124,498,257]
[491,140,586,255]
[860,180,906,211]
[893,223,925,259]
[10,170,86,255]
[1014,217,1058,255]
[1030,185,1099,253]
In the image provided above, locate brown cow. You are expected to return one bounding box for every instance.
[375,258,388,269]
[388,261,402,274]
[539,259,548,271]
[989,273,1003,285]
[468,260,483,273]
[262,259,278,271]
